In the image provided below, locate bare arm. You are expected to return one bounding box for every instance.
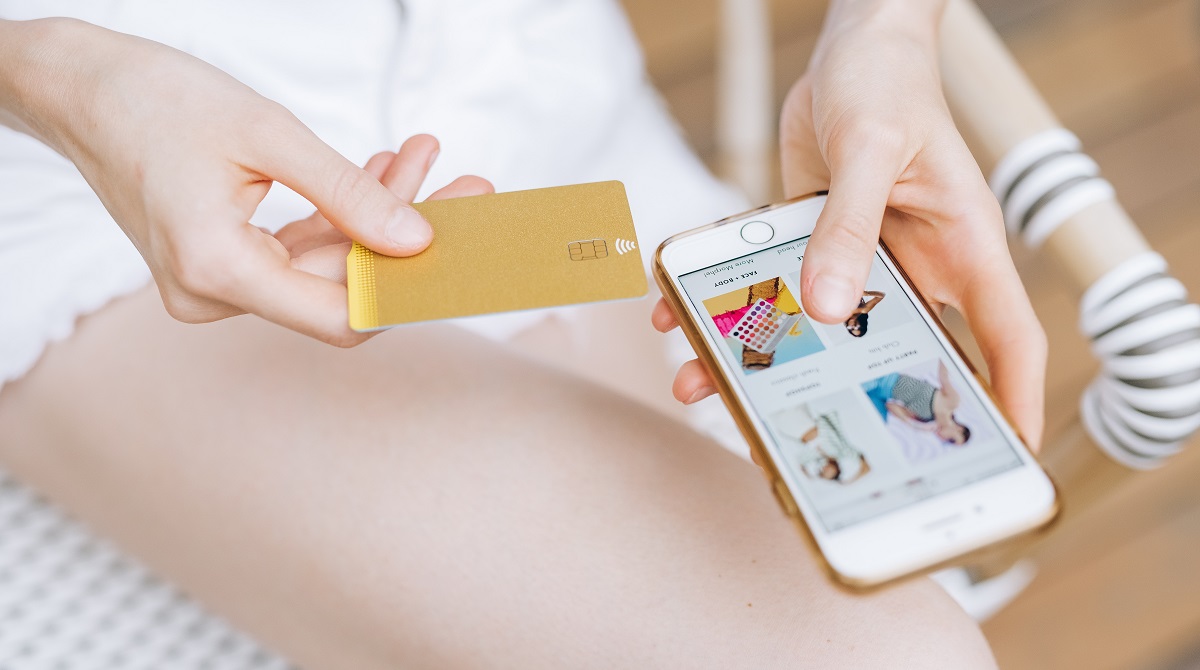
[0,19,74,150]
[937,360,962,409]
[859,290,885,313]
[886,400,936,430]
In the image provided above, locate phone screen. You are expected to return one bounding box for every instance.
[678,235,1024,532]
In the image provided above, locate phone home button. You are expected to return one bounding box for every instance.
[740,221,774,244]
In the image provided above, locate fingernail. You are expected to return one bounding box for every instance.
[810,274,856,319]
[385,208,433,251]
[427,148,440,171]
[686,386,715,404]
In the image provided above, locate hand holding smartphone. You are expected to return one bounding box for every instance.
[655,193,1058,587]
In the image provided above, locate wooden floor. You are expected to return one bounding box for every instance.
[619,1,1200,668]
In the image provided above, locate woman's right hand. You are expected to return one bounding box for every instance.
[651,0,1046,448]
[1,18,459,346]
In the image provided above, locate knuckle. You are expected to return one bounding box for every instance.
[169,240,237,298]
[243,100,302,148]
[171,254,213,295]
[239,101,317,172]
[159,289,209,324]
[325,330,366,349]
[830,115,907,159]
[159,294,188,321]
[946,192,1004,230]
[819,215,879,256]
[326,163,377,215]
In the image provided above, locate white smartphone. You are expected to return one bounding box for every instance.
[654,193,1059,587]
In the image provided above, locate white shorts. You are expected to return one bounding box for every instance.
[0,0,746,391]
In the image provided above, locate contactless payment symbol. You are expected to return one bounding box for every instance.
[614,238,637,255]
[568,239,609,261]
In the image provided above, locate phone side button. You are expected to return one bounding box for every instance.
[772,479,800,518]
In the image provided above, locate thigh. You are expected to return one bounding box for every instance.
[0,288,993,669]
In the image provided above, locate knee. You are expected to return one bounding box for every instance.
[876,578,996,668]
[760,577,997,669]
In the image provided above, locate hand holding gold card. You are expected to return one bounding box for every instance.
[347,181,647,331]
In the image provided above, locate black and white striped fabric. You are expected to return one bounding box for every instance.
[990,128,1200,469]
[990,128,1115,248]
[1080,253,1200,468]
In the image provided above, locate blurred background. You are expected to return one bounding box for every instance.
[618,0,1200,668]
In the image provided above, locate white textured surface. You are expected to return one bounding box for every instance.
[0,469,292,670]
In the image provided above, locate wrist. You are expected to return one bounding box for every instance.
[0,18,101,154]
[821,0,946,48]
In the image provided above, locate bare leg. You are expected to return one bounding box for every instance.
[0,288,995,669]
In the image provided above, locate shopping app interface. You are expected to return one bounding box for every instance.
[680,235,1023,531]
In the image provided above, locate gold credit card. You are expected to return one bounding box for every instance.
[347,181,648,331]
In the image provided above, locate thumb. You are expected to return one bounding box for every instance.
[258,120,432,256]
[800,151,899,323]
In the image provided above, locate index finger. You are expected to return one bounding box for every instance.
[651,298,680,333]
[957,260,1047,451]
[800,142,903,324]
[254,118,432,257]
